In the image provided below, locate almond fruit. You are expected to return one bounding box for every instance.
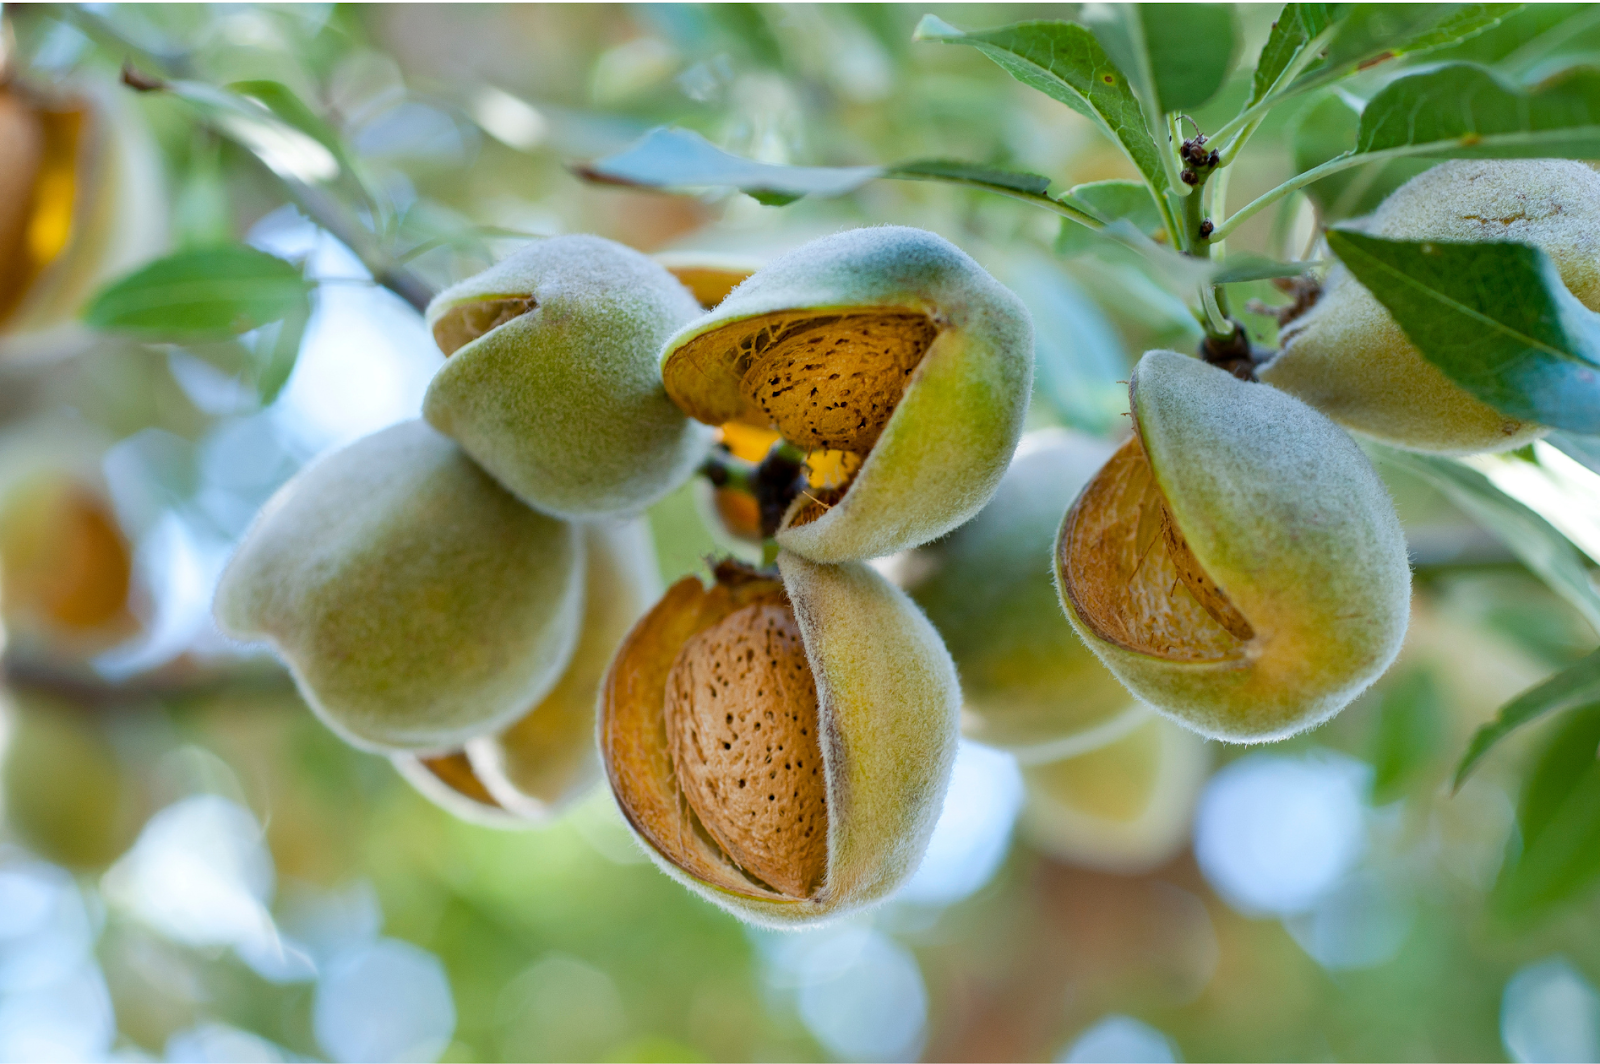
[1261,160,1600,455]
[422,235,710,518]
[601,553,959,926]
[214,420,585,753]
[1057,351,1411,742]
[659,226,1033,562]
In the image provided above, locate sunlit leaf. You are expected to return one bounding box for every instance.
[1376,449,1600,638]
[1327,229,1600,433]
[1493,701,1600,921]
[228,79,374,210]
[913,16,1168,195]
[575,126,879,200]
[84,245,312,342]
[164,79,341,185]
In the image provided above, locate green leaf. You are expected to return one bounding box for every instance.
[885,159,1052,196]
[1326,228,1600,433]
[578,128,1059,208]
[1291,94,1429,219]
[1375,449,1600,638]
[576,126,879,201]
[164,80,343,187]
[1056,180,1165,256]
[1492,701,1600,921]
[1454,654,1600,789]
[1249,3,1334,108]
[227,79,374,211]
[913,16,1168,195]
[84,245,312,342]
[1000,252,1130,434]
[1136,4,1239,112]
[252,304,310,404]
[1357,62,1600,159]
[1293,4,1521,94]
[1208,254,1316,284]
[1370,669,1445,804]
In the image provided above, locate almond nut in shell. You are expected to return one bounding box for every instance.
[214,420,584,753]
[601,553,959,925]
[423,235,709,518]
[659,226,1033,562]
[1056,351,1411,742]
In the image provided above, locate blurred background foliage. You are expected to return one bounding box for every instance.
[2,3,1600,1062]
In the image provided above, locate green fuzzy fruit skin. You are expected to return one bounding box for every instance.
[214,420,585,753]
[661,226,1033,562]
[644,553,960,927]
[467,518,661,819]
[423,235,710,518]
[1262,160,1600,454]
[1019,710,1210,874]
[909,428,1142,762]
[1058,352,1412,742]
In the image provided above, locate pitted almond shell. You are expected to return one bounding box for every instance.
[2,79,168,363]
[1261,160,1600,455]
[906,429,1143,762]
[1019,710,1211,874]
[392,752,536,831]
[214,420,585,753]
[1057,351,1411,742]
[422,234,711,518]
[659,226,1033,562]
[601,552,959,927]
[466,518,662,820]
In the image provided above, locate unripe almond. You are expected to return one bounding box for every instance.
[1019,711,1210,874]
[1057,352,1411,742]
[466,518,662,819]
[1261,159,1600,454]
[214,420,585,753]
[659,226,1033,562]
[392,752,534,831]
[1,80,168,363]
[601,554,959,926]
[423,235,710,518]
[906,429,1143,762]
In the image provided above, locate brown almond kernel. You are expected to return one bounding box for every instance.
[664,601,827,899]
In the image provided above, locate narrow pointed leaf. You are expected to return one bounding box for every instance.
[84,245,311,342]
[1375,449,1600,640]
[1292,4,1520,94]
[1249,3,1334,107]
[913,16,1167,194]
[1454,652,1600,789]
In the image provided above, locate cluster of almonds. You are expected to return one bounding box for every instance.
[217,158,1599,926]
